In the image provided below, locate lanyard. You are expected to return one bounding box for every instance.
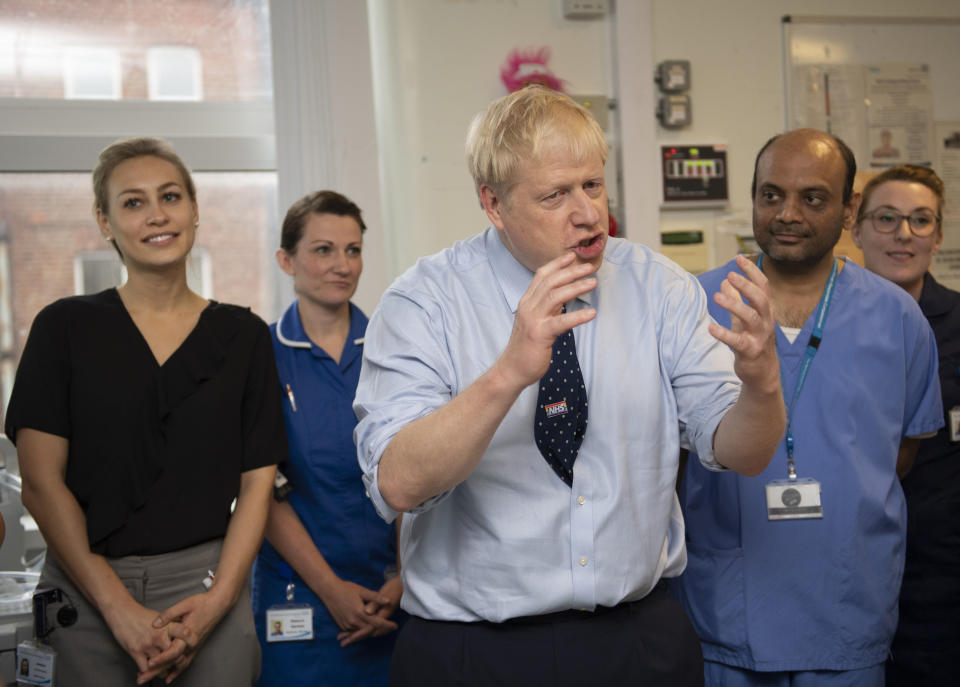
[757,254,839,480]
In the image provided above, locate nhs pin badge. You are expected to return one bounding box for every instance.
[544,400,568,419]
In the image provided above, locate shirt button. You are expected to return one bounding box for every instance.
[576,495,586,505]
[578,556,588,567]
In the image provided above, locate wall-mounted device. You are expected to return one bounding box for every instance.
[660,143,728,208]
[661,230,709,274]
[658,95,691,129]
[562,0,607,19]
[655,60,690,93]
[655,60,691,129]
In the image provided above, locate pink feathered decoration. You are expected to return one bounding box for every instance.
[500,47,566,93]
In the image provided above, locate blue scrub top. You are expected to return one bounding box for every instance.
[674,259,943,673]
[255,300,397,631]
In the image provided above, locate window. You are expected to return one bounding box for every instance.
[0,0,278,418]
[63,47,121,100]
[148,47,203,101]
[75,250,126,294]
[0,1,272,101]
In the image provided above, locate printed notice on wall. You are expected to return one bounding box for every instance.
[932,121,960,290]
[789,65,867,158]
[788,63,934,172]
[864,64,934,170]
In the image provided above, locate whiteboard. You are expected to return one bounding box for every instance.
[784,16,960,123]
[784,15,960,291]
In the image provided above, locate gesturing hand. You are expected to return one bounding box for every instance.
[707,254,780,394]
[496,252,598,389]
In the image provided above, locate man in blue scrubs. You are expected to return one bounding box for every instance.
[674,129,944,686]
[354,86,787,686]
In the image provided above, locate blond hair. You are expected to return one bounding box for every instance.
[93,137,196,215]
[465,85,608,201]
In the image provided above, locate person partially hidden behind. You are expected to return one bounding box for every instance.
[674,129,943,687]
[851,164,960,687]
[353,85,786,686]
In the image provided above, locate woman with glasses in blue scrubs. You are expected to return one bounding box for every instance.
[851,165,960,686]
[252,191,402,687]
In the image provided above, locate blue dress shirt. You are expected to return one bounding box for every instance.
[354,227,741,622]
[674,258,943,673]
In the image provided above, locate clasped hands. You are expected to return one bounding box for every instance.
[106,589,228,685]
[326,575,402,648]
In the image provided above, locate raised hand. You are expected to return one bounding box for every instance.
[495,251,598,389]
[707,254,779,394]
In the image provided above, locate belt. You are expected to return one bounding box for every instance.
[416,580,668,627]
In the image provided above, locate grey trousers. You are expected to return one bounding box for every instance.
[38,539,260,687]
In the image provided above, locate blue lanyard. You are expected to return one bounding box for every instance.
[757,254,839,480]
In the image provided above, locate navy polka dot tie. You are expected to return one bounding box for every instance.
[534,305,588,487]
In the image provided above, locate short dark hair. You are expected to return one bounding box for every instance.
[857,164,945,222]
[750,131,857,204]
[280,190,367,253]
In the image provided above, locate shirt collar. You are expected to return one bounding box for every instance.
[275,301,311,349]
[340,303,366,367]
[485,226,596,313]
[275,300,366,363]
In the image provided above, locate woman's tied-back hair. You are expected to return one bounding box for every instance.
[280,190,367,254]
[93,137,197,215]
[92,137,197,259]
[857,164,946,222]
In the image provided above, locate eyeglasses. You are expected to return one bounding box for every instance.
[862,208,940,237]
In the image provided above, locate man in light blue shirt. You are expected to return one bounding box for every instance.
[354,86,786,686]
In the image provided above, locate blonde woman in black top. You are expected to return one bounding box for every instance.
[4,137,285,685]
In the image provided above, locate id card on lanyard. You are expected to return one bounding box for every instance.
[759,255,839,521]
[266,563,314,643]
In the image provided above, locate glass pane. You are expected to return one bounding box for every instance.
[0,0,273,101]
[0,171,278,415]
[76,251,126,293]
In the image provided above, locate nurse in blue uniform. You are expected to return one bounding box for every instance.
[252,190,402,687]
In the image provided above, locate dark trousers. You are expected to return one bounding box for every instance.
[391,583,704,687]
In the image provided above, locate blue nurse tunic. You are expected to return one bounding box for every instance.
[252,301,400,687]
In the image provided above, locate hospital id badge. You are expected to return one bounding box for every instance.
[950,406,960,442]
[16,639,56,686]
[266,605,314,642]
[766,478,823,520]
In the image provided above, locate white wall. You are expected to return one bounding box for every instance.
[651,0,960,266]
[270,0,388,317]
[369,0,615,278]
[364,0,960,297]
